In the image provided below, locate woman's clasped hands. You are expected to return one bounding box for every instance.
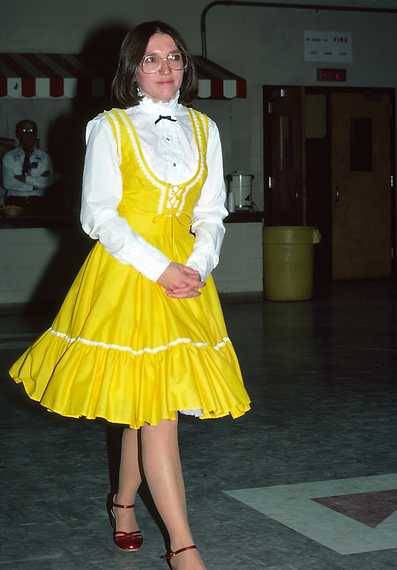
[158,262,205,298]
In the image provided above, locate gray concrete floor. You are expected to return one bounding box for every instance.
[1,280,397,569]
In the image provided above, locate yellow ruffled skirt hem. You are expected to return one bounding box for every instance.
[10,329,251,429]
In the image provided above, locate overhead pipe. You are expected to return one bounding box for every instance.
[201,1,397,57]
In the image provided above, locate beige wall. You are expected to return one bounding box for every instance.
[0,223,263,304]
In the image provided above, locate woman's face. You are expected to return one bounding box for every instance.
[135,33,184,102]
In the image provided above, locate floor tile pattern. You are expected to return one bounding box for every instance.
[226,474,397,554]
[2,280,397,568]
[313,488,397,528]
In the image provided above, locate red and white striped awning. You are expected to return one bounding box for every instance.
[0,53,246,100]
[0,53,105,98]
[194,56,246,99]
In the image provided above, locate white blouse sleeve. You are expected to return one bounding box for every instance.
[185,119,228,281]
[80,117,171,282]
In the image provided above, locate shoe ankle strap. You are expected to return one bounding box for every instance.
[165,545,197,560]
[112,501,135,509]
[112,494,135,509]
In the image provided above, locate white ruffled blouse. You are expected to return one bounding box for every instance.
[80,92,228,282]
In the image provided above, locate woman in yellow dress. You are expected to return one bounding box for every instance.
[9,20,250,570]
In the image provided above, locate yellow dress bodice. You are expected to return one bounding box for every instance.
[104,107,209,225]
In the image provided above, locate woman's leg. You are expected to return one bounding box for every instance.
[113,427,142,532]
[141,418,206,569]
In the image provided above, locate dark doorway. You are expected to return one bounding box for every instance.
[263,86,395,285]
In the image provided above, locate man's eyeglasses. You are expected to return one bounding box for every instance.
[20,128,36,134]
[141,51,187,74]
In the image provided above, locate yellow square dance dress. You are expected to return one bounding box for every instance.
[9,99,251,429]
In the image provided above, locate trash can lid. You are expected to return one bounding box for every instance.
[263,226,321,244]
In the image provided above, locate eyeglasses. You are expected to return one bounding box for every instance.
[141,51,187,74]
[20,128,36,134]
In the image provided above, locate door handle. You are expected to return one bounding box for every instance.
[335,187,341,202]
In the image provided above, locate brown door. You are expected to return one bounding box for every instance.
[331,91,393,279]
[264,87,305,225]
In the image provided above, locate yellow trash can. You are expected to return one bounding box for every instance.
[263,226,321,301]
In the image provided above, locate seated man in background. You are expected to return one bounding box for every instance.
[2,120,53,212]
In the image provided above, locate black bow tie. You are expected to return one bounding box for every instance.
[154,115,177,125]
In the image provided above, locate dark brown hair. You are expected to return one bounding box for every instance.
[112,21,197,107]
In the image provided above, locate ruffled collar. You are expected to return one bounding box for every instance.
[138,90,181,119]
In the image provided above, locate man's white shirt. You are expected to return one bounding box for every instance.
[2,146,53,197]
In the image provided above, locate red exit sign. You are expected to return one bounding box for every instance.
[317,68,347,82]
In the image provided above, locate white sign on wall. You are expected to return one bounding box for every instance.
[304,30,353,62]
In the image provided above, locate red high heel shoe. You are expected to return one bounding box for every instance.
[164,545,198,569]
[106,494,143,552]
